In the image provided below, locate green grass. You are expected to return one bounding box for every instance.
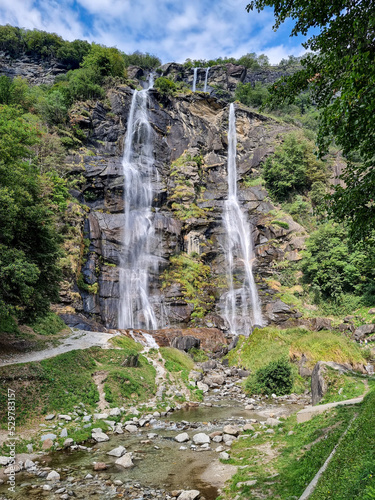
[319,370,366,404]
[160,347,195,383]
[0,336,156,426]
[228,327,368,373]
[188,347,209,362]
[29,311,67,336]
[222,403,359,499]
[310,390,375,499]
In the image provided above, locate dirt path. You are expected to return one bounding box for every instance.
[93,370,110,411]
[0,329,120,367]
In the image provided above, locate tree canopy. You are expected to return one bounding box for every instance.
[246,0,375,243]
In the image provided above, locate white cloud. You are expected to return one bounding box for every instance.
[0,0,308,63]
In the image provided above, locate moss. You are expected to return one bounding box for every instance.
[161,252,219,320]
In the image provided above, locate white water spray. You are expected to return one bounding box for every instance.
[221,103,263,335]
[192,67,199,92]
[118,76,159,329]
[203,67,210,92]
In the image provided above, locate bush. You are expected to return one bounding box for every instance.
[245,357,293,396]
[154,77,177,96]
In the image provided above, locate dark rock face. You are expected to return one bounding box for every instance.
[171,336,200,352]
[62,88,307,329]
[353,324,375,341]
[311,361,350,405]
[0,52,69,85]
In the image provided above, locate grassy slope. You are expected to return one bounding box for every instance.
[222,389,375,499]
[0,336,155,426]
[227,327,368,372]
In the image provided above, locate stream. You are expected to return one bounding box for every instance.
[0,390,304,500]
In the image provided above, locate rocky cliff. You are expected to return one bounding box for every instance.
[56,85,307,330]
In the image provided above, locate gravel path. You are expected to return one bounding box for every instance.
[0,329,120,367]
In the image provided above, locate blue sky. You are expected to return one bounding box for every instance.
[0,0,310,64]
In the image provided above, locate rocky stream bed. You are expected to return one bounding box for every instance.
[0,357,308,500]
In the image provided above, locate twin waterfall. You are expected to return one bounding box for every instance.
[118,90,262,334]
[118,77,159,330]
[221,104,263,334]
[192,68,210,92]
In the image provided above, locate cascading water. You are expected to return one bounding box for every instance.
[221,103,263,335]
[192,67,199,92]
[118,76,160,329]
[203,67,210,92]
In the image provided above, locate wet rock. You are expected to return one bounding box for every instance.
[175,432,190,443]
[92,430,109,442]
[115,453,134,468]
[125,424,138,433]
[93,462,108,471]
[107,445,126,457]
[192,433,210,445]
[46,471,60,481]
[178,490,200,500]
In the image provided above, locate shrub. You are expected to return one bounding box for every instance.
[154,77,177,96]
[245,357,293,396]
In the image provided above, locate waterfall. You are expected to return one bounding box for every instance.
[221,103,263,335]
[203,67,210,92]
[118,76,159,330]
[192,67,199,92]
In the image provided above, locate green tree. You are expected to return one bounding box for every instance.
[263,133,328,202]
[0,106,61,322]
[81,43,125,78]
[246,0,375,244]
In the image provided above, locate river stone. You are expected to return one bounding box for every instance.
[41,433,57,441]
[59,414,72,421]
[114,423,124,434]
[109,407,121,417]
[192,433,210,445]
[60,428,68,438]
[107,445,126,457]
[125,424,138,433]
[219,451,230,460]
[215,445,225,452]
[204,375,225,386]
[212,435,222,443]
[43,485,52,491]
[4,464,21,474]
[0,457,10,465]
[178,490,200,500]
[24,459,36,469]
[223,434,235,445]
[266,417,281,427]
[92,430,109,442]
[197,381,209,393]
[46,471,60,481]
[201,360,217,371]
[115,453,134,468]
[45,414,55,421]
[223,425,240,436]
[175,432,190,443]
[63,438,74,447]
[93,462,108,471]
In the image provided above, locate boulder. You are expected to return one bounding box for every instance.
[175,432,190,443]
[42,439,54,450]
[204,375,225,386]
[189,370,203,382]
[107,445,126,457]
[178,490,200,500]
[201,360,217,371]
[115,453,134,468]
[46,471,60,481]
[93,462,107,471]
[45,414,55,421]
[192,433,210,445]
[311,361,350,405]
[197,381,209,392]
[92,430,109,442]
[171,336,200,352]
[125,424,138,433]
[311,317,332,331]
[353,324,375,341]
[266,417,281,427]
[223,425,240,436]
